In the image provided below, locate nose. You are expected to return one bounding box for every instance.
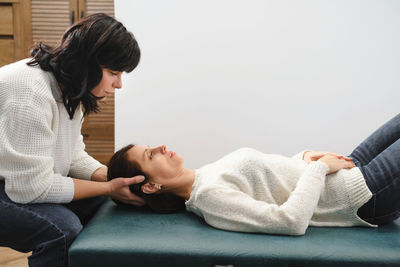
[155,145,167,154]
[114,74,122,89]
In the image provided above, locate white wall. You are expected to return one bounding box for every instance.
[114,0,400,169]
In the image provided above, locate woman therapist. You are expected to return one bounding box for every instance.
[0,13,144,267]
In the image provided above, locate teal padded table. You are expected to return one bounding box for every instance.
[69,200,400,267]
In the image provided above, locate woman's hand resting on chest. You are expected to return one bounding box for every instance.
[317,154,356,175]
[303,151,353,164]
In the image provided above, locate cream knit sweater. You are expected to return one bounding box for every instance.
[186,148,375,236]
[0,59,103,204]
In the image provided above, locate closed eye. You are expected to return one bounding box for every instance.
[149,151,153,159]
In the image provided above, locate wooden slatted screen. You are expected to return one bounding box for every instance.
[86,0,114,17]
[83,0,115,165]
[31,0,70,47]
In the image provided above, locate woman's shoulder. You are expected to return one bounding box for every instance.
[0,59,59,106]
[1,58,38,77]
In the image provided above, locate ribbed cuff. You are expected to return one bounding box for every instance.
[292,150,311,161]
[70,159,104,181]
[308,161,330,176]
[34,174,74,203]
[344,167,373,209]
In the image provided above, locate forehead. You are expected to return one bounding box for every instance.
[126,145,147,165]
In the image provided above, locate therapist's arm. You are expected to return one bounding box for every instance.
[91,166,108,182]
[72,176,146,206]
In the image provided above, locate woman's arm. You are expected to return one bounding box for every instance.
[69,112,104,181]
[91,166,108,182]
[72,176,146,206]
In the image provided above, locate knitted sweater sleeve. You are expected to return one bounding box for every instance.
[0,94,74,204]
[291,150,310,161]
[190,161,329,236]
[68,115,104,180]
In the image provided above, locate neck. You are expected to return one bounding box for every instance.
[166,168,195,200]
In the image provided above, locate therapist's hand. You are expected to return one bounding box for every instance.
[108,176,146,206]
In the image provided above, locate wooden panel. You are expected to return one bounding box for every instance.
[82,97,114,164]
[0,247,30,265]
[6,0,32,61]
[0,4,13,35]
[82,122,114,141]
[77,0,85,20]
[13,1,23,59]
[86,0,114,17]
[83,139,114,165]
[21,0,32,58]
[31,0,70,46]
[0,39,14,66]
[87,97,114,124]
[82,0,115,164]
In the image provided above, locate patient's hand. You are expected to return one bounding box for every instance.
[108,176,146,206]
[318,155,356,174]
[303,151,353,164]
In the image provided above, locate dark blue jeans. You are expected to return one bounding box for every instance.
[349,113,400,225]
[0,181,107,267]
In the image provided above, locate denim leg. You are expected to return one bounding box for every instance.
[63,195,107,226]
[349,113,400,166]
[0,181,106,267]
[0,183,82,267]
[356,138,400,225]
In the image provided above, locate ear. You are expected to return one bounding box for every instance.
[141,182,162,194]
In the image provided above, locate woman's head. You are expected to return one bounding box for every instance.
[28,13,140,119]
[107,144,186,213]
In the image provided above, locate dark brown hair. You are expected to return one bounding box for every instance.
[107,144,186,213]
[28,13,140,119]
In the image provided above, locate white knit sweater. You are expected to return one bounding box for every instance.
[0,59,104,204]
[186,148,374,236]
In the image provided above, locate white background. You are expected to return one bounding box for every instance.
[114,0,400,169]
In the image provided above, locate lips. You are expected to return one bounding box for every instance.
[170,151,176,158]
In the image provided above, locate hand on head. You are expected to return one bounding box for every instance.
[108,175,146,206]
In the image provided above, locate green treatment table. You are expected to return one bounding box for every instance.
[69,199,400,267]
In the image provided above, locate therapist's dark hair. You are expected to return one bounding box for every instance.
[27,13,141,119]
[107,144,186,213]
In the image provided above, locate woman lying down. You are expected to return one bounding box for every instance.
[107,114,400,236]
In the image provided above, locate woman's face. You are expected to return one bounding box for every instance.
[91,68,122,99]
[126,145,184,184]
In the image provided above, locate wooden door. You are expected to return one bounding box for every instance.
[0,0,32,66]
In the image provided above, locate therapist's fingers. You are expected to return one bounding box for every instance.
[127,191,146,206]
[124,175,145,185]
[109,176,146,206]
[123,176,146,206]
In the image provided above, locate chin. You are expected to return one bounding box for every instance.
[176,154,184,164]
